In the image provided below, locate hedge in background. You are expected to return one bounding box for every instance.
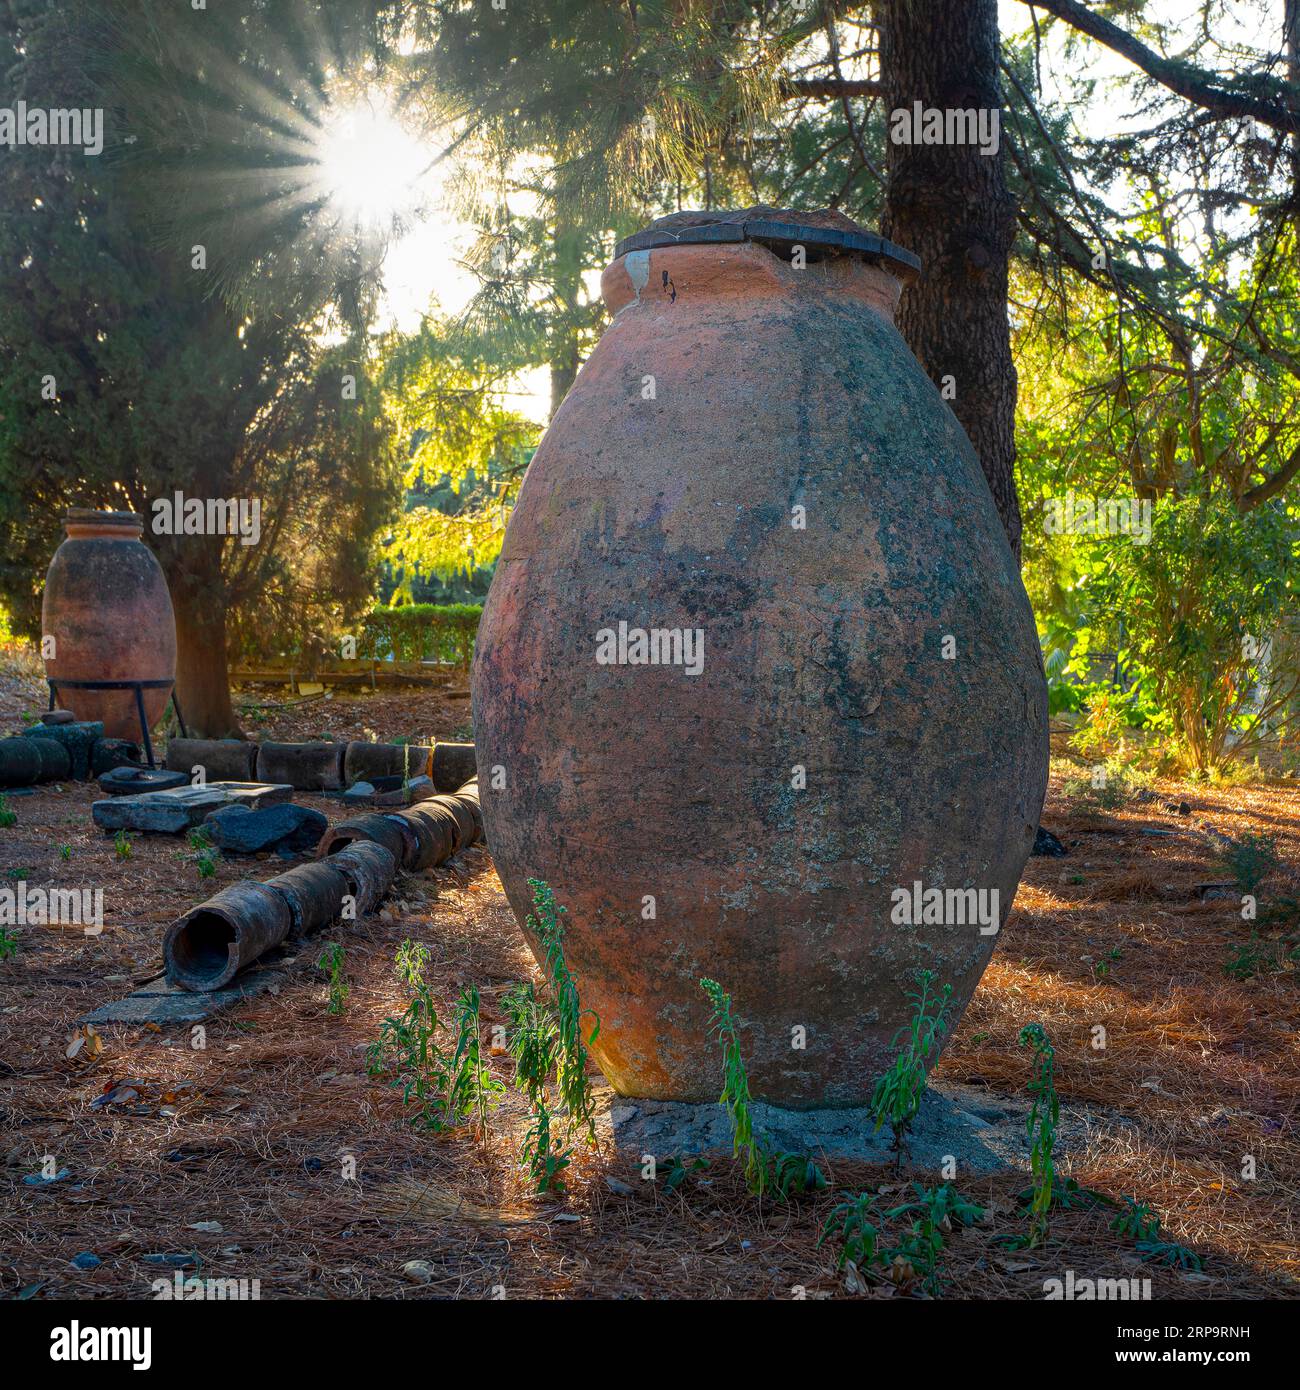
[361,603,482,669]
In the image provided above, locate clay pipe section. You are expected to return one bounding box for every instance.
[430,742,477,793]
[315,781,482,871]
[163,881,293,992]
[0,737,72,787]
[163,847,398,990]
[328,841,397,917]
[343,741,433,785]
[164,738,258,782]
[255,741,346,791]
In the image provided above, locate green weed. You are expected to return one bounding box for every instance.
[526,878,599,1142]
[317,941,349,1016]
[0,795,16,829]
[113,829,132,860]
[869,969,953,1155]
[1018,1022,1060,1248]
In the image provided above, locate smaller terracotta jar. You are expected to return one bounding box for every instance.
[41,510,178,739]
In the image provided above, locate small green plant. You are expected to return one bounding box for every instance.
[113,829,132,860]
[446,984,503,1136]
[1136,1237,1203,1270]
[1110,1195,1160,1241]
[1062,759,1152,812]
[527,878,600,1142]
[869,969,953,1155]
[1221,831,1280,895]
[820,1183,983,1294]
[700,976,769,1196]
[0,794,16,829]
[187,826,213,851]
[58,844,72,861]
[368,947,453,1129]
[660,1154,710,1191]
[1093,946,1123,980]
[317,942,349,1016]
[1018,1023,1059,1248]
[768,1150,828,1199]
[394,937,430,988]
[0,925,19,960]
[520,1099,571,1194]
[820,1192,884,1273]
[698,977,822,1200]
[503,980,558,1107]
[195,847,218,879]
[883,1183,984,1293]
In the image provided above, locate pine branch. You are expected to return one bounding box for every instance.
[1016,0,1300,135]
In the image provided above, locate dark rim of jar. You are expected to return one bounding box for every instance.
[65,509,144,530]
[614,215,920,282]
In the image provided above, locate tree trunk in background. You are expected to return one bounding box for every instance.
[877,0,1023,560]
[167,540,242,739]
[548,215,584,420]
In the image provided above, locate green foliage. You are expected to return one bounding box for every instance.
[884,1183,985,1294]
[699,976,767,1196]
[698,976,822,1200]
[660,1154,709,1192]
[0,1,400,677]
[1018,1023,1060,1249]
[527,878,599,1143]
[0,925,18,960]
[1093,947,1123,981]
[58,845,72,861]
[317,942,349,1018]
[820,1193,884,1273]
[820,1183,984,1294]
[1110,1196,1160,1242]
[367,946,453,1131]
[1136,1237,1203,1270]
[187,827,213,851]
[869,970,953,1153]
[1223,933,1299,982]
[1220,832,1280,896]
[360,604,482,669]
[195,849,218,881]
[113,830,132,861]
[0,795,15,829]
[1061,760,1152,811]
[446,985,503,1137]
[394,938,430,989]
[502,980,559,1108]
[520,1099,571,1194]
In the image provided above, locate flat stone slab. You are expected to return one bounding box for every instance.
[92,782,293,833]
[78,971,285,1025]
[203,801,327,854]
[607,1081,1126,1175]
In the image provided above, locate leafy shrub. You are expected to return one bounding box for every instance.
[1220,831,1280,895]
[360,603,482,669]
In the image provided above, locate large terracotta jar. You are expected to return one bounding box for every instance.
[473,208,1049,1107]
[42,510,177,740]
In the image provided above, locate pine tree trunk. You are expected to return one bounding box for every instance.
[166,540,242,739]
[877,0,1023,559]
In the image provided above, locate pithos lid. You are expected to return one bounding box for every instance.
[614,206,921,282]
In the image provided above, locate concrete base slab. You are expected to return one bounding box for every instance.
[605,1080,1124,1175]
[78,970,285,1025]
